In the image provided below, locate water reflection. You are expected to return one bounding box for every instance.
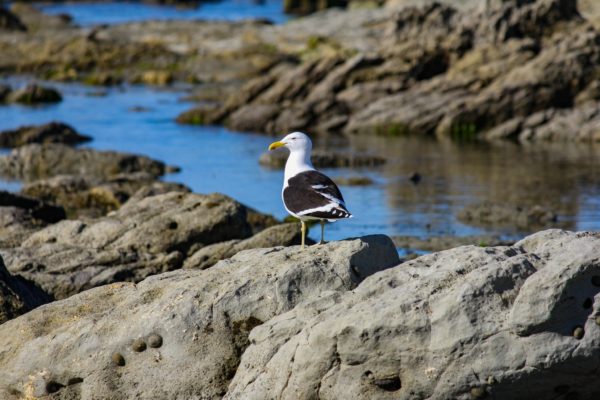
[0,78,599,242]
[348,135,600,236]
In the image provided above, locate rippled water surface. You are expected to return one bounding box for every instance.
[1,78,600,242]
[33,0,289,25]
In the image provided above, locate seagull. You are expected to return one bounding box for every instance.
[268,132,352,248]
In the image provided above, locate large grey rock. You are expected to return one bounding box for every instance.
[1,192,253,299]
[0,144,175,182]
[227,230,600,399]
[0,235,400,399]
[0,255,50,324]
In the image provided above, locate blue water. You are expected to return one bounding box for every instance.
[3,78,600,243]
[0,78,500,242]
[34,0,289,25]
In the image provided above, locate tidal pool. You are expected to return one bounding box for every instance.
[1,79,599,242]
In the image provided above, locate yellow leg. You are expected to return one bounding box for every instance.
[301,220,306,249]
[319,220,325,245]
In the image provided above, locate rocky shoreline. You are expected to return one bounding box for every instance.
[2,1,600,140]
[1,2,600,397]
[1,229,599,399]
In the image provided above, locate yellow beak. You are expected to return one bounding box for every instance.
[268,141,285,151]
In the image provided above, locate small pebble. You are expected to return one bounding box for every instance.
[470,386,487,399]
[111,352,125,366]
[573,326,584,340]
[409,172,422,184]
[595,316,600,326]
[148,333,163,348]
[132,338,147,352]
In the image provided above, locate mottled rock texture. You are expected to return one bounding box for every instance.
[1,192,253,299]
[227,230,600,399]
[0,235,399,399]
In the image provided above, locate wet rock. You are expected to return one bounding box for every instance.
[22,173,190,218]
[0,190,66,225]
[457,202,559,230]
[0,144,174,182]
[0,84,11,102]
[0,122,91,148]
[0,255,51,324]
[227,230,600,399]
[6,84,62,105]
[284,0,349,15]
[9,3,72,31]
[259,148,385,169]
[1,192,253,299]
[335,175,374,186]
[184,223,314,270]
[0,235,399,399]
[0,7,26,31]
[392,234,513,252]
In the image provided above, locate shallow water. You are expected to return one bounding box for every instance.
[33,0,289,25]
[1,78,600,242]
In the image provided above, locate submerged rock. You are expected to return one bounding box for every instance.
[6,84,62,105]
[0,255,50,325]
[457,202,559,230]
[0,122,91,148]
[0,144,175,182]
[1,192,253,299]
[0,235,399,399]
[392,234,513,252]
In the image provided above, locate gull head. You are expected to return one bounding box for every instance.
[268,132,312,152]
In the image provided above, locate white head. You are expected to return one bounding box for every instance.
[268,132,315,182]
[268,131,312,153]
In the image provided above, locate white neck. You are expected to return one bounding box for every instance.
[284,148,314,185]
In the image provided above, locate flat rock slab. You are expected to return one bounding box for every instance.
[0,143,175,182]
[1,192,253,299]
[0,235,400,399]
[227,230,600,399]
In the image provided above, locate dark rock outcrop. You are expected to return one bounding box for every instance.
[0,122,91,148]
[0,144,175,182]
[6,83,62,104]
[0,255,50,325]
[0,7,26,32]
